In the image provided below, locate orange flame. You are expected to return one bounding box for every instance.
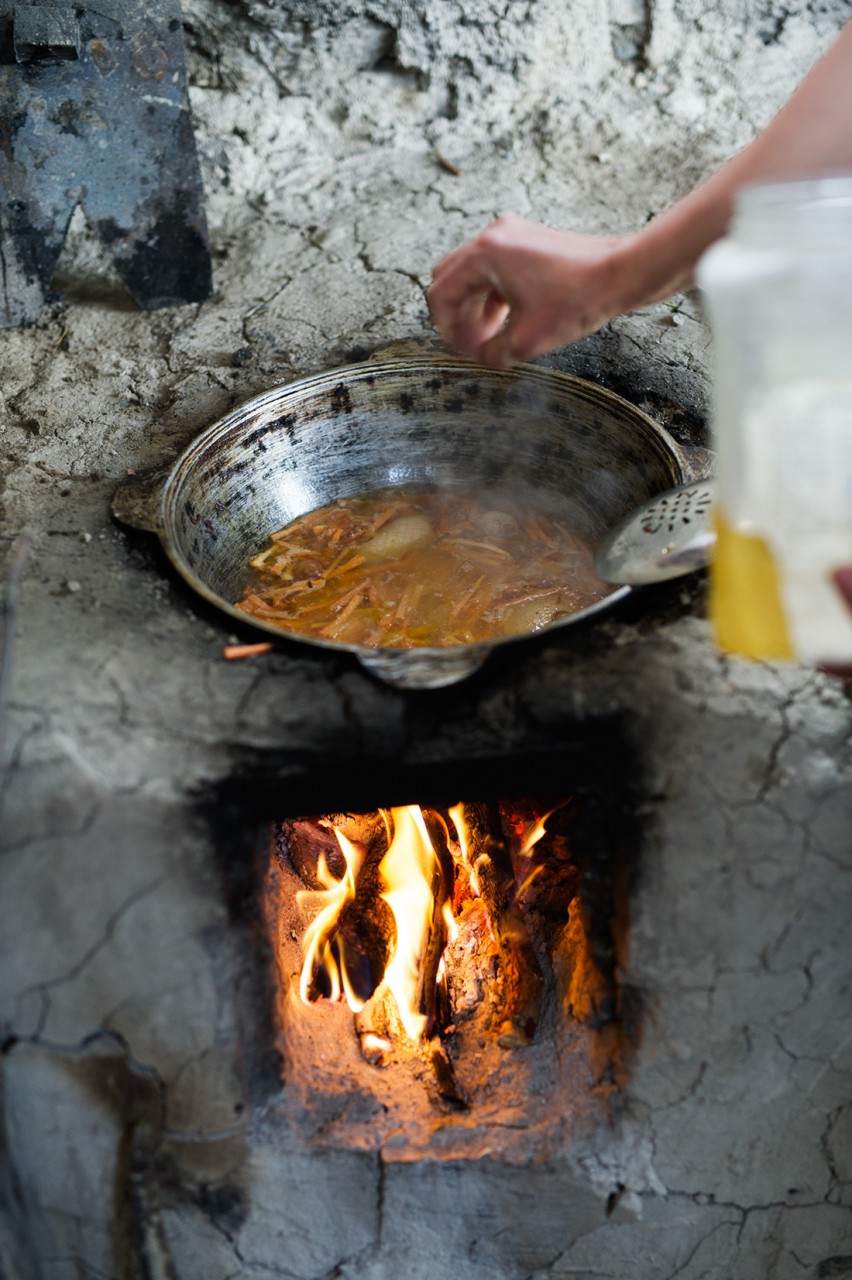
[520,801,567,856]
[515,802,567,899]
[297,830,364,1009]
[442,898,458,944]
[379,805,441,1041]
[447,803,477,892]
[296,808,450,1041]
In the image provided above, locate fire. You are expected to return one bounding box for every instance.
[379,805,442,1041]
[516,801,568,897]
[296,830,364,1009]
[296,806,447,1041]
[293,799,568,1049]
[519,803,565,856]
[448,802,477,889]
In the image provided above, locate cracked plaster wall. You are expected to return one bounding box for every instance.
[1,1,851,1278]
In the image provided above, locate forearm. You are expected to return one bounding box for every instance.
[427,21,852,366]
[618,19,852,306]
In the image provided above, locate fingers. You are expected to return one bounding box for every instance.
[453,287,510,358]
[478,303,586,369]
[429,214,616,366]
[430,215,587,366]
[427,247,511,358]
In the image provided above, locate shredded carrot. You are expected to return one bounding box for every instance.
[325,553,366,580]
[535,516,558,549]
[242,593,269,610]
[331,583,367,613]
[223,641,274,660]
[370,502,407,532]
[392,580,424,626]
[324,544,362,575]
[319,589,367,637]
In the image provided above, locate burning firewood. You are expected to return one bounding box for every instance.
[415,810,455,1038]
[288,813,397,1007]
[456,802,545,1048]
[277,817,346,888]
[332,824,397,1004]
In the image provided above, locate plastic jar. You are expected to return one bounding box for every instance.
[697,176,852,664]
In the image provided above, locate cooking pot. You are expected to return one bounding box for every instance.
[113,352,709,689]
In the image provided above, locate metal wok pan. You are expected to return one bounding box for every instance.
[113,353,709,689]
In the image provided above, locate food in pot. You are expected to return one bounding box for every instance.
[234,486,609,649]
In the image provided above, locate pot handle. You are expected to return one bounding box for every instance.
[111,462,171,534]
[676,443,716,483]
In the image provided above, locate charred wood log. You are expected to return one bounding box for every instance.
[297,816,397,1006]
[420,809,456,894]
[275,817,344,887]
[459,801,545,1047]
[427,1037,468,1110]
[354,1005,392,1067]
[277,812,385,888]
[415,810,456,1038]
[333,824,396,1004]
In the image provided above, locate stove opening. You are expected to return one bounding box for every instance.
[210,730,641,1158]
[271,796,620,1108]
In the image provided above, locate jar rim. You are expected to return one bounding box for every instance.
[736,173,852,215]
[732,174,852,246]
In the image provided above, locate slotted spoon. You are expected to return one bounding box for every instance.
[594,479,717,585]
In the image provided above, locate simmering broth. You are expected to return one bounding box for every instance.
[234,486,609,649]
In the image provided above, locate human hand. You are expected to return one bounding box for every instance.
[427,214,637,368]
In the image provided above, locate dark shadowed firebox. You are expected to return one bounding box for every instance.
[203,715,643,1164]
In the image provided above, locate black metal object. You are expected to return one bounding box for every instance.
[12,4,80,62]
[0,1,214,327]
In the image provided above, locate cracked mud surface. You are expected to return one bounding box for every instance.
[1,2,851,1278]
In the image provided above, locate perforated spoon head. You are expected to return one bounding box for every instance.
[594,480,717,585]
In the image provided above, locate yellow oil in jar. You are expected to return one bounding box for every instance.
[710,509,794,659]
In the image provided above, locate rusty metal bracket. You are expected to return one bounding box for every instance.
[0,0,214,327]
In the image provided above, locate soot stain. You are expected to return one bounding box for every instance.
[330,382,354,414]
[242,422,280,451]
[218,458,252,482]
